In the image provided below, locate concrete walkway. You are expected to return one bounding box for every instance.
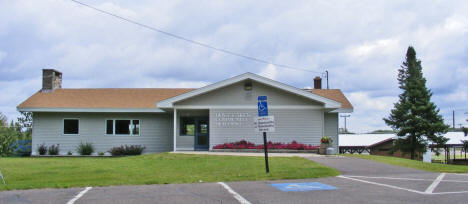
[171,151,334,158]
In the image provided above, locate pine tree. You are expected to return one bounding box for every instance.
[384,46,449,160]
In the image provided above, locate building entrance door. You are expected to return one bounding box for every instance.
[194,117,209,151]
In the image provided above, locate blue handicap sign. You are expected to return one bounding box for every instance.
[271,182,337,192]
[257,96,268,117]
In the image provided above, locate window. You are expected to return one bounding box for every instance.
[132,120,140,135]
[63,119,79,135]
[106,120,113,134]
[115,120,131,135]
[180,118,194,136]
[199,123,208,134]
[106,119,140,136]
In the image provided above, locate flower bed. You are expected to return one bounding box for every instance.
[212,140,319,150]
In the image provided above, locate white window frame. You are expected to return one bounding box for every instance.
[62,118,80,136]
[105,119,140,136]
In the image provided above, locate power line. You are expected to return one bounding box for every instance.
[68,0,323,74]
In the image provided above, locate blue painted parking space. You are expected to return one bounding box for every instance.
[270,182,337,192]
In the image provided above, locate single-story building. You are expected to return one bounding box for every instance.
[338,134,395,154]
[340,132,467,162]
[18,69,353,155]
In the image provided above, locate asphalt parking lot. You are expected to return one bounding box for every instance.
[1,156,468,204]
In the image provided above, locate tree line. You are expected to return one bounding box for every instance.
[0,112,32,156]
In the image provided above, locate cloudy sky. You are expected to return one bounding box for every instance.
[1,0,467,133]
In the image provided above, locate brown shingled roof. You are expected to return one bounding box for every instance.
[18,88,195,109]
[303,89,353,109]
[18,88,352,110]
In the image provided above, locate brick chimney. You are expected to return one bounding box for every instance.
[314,76,322,89]
[42,69,62,92]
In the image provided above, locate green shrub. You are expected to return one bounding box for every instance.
[98,152,105,156]
[108,145,145,156]
[67,151,73,156]
[76,142,94,155]
[125,145,145,155]
[48,144,60,155]
[108,146,125,156]
[37,144,47,155]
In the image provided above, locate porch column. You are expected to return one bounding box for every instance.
[173,108,177,152]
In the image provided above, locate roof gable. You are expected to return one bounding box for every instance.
[157,72,342,109]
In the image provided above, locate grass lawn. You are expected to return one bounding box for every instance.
[432,151,468,162]
[0,153,339,191]
[344,154,468,173]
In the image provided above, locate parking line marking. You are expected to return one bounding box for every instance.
[66,187,92,204]
[425,173,445,194]
[337,176,426,195]
[344,175,468,183]
[345,175,428,181]
[451,173,468,176]
[431,190,468,195]
[218,182,251,204]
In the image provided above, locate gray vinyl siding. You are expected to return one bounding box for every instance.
[176,81,322,106]
[31,112,173,155]
[324,113,339,150]
[174,80,329,149]
[209,109,324,149]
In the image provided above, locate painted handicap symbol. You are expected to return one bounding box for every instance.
[271,182,337,192]
[285,184,321,190]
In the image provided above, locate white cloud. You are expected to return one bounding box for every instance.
[344,91,398,133]
[1,0,468,130]
[346,38,401,60]
[258,64,277,80]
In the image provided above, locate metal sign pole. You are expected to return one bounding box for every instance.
[263,131,269,173]
[0,169,5,185]
[257,95,273,174]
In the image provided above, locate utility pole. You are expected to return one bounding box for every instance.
[340,115,350,134]
[325,70,329,89]
[453,110,455,129]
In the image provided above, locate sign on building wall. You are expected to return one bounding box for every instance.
[214,113,251,128]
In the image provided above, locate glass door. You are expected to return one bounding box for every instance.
[194,117,209,150]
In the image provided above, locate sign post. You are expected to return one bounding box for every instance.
[255,96,275,173]
[262,131,269,173]
[0,169,5,185]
